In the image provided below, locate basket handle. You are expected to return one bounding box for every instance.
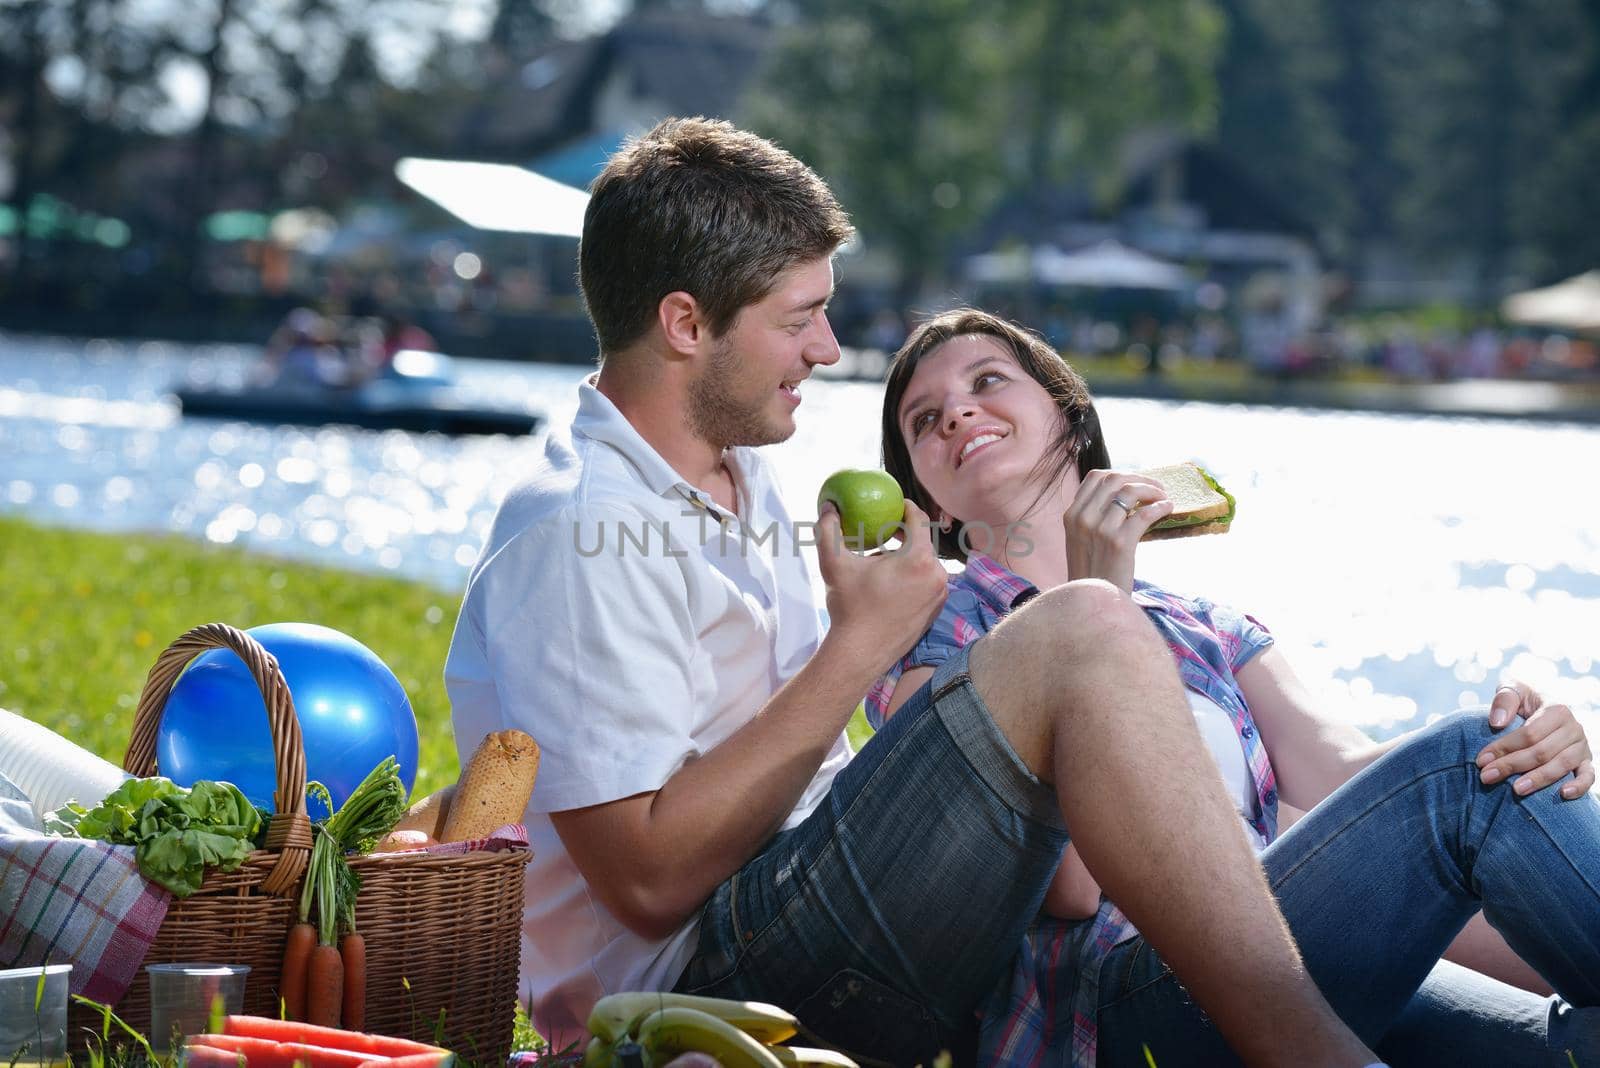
[125,622,314,896]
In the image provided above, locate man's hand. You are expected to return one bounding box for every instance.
[1478,679,1595,799]
[1063,469,1175,592]
[817,498,948,673]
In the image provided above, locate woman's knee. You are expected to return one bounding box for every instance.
[1003,579,1148,653]
[1404,708,1500,758]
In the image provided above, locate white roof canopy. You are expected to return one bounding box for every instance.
[1502,271,1600,333]
[394,157,589,238]
[966,240,1189,290]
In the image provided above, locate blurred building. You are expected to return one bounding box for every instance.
[964,130,1326,369]
[456,9,771,188]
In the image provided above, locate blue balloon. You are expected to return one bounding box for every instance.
[156,622,419,819]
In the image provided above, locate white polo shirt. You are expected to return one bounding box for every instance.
[445,379,852,1045]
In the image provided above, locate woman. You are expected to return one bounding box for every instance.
[872,308,1600,1067]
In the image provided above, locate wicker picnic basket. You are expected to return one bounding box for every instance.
[66,623,531,1060]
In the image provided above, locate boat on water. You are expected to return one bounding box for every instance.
[174,349,543,437]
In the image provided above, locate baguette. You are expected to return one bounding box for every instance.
[439,729,541,843]
[391,782,456,840]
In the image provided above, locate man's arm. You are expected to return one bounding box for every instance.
[553,504,949,940]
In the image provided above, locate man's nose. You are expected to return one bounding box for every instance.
[805,312,841,366]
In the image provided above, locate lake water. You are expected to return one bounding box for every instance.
[2,332,1598,740]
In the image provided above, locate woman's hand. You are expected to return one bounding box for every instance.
[1062,469,1176,591]
[1477,679,1595,799]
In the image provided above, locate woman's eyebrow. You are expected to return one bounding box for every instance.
[899,355,1006,422]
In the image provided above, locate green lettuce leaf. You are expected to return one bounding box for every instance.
[45,777,267,898]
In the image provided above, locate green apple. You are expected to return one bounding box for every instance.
[817,468,906,550]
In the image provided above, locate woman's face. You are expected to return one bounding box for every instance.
[893,333,1078,529]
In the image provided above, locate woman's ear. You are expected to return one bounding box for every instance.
[935,511,953,534]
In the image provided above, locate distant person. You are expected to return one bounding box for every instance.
[346,312,441,384]
[261,307,347,387]
[379,313,438,364]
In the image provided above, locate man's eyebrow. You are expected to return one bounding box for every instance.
[784,286,836,315]
[898,354,1005,423]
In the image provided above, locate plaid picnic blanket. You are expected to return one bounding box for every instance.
[0,769,529,1008]
[0,767,528,1010]
[0,771,170,1004]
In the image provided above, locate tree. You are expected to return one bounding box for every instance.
[746,0,1223,305]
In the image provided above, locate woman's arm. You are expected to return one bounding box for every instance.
[1239,650,1575,994]
[1234,648,1378,811]
[1239,650,1596,811]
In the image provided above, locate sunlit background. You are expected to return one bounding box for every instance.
[4,0,1600,738]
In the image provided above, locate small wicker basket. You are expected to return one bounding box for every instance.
[67,623,530,1061]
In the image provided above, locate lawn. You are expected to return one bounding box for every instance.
[0,514,874,1053]
[0,515,466,797]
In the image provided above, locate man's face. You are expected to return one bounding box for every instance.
[686,257,841,448]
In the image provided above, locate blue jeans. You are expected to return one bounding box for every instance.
[675,646,1600,1066]
[673,648,1068,1065]
[1095,710,1600,1067]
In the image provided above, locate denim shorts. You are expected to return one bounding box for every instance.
[672,643,1070,1067]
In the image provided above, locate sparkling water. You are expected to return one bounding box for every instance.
[2,333,1597,739]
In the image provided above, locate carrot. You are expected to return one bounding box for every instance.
[182,1044,244,1068]
[304,942,344,1028]
[339,931,365,1031]
[187,1034,372,1068]
[223,1015,445,1057]
[364,1053,456,1068]
[278,921,316,1021]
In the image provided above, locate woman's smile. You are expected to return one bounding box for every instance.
[954,427,1007,469]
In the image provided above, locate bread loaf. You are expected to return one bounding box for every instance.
[391,783,456,840]
[440,729,541,842]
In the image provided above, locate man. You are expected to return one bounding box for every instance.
[445,117,1379,1066]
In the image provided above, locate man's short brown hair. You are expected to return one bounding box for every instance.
[579,117,853,359]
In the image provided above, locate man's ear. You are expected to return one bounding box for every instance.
[657,291,707,358]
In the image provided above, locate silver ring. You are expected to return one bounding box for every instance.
[1112,496,1136,516]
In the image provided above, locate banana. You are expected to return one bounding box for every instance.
[584,1036,615,1068]
[769,1046,860,1068]
[634,1006,787,1068]
[588,991,799,1044]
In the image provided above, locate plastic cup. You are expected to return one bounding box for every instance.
[146,962,250,1052]
[0,964,71,1068]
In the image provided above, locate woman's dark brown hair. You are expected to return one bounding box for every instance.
[880,308,1110,560]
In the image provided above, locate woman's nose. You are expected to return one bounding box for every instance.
[943,406,975,434]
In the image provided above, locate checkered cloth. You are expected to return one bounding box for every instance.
[0,773,529,1008]
[0,771,170,1004]
[376,822,530,857]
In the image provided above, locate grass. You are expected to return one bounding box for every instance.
[0,515,463,798]
[1,513,876,1056]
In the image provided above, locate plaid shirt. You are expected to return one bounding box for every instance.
[866,554,1279,1067]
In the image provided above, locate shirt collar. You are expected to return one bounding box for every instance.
[960,551,1170,614]
[572,375,752,522]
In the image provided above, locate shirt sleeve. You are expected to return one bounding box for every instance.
[1192,595,1275,673]
[466,502,701,814]
[863,584,980,730]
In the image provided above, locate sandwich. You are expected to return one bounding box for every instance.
[1137,462,1236,540]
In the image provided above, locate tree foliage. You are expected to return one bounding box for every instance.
[1214,0,1600,299]
[745,0,1223,302]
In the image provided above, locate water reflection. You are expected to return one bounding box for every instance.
[2,335,1598,740]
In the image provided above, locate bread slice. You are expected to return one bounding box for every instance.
[1137,462,1235,541]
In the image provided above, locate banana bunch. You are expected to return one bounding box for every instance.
[584,992,858,1068]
